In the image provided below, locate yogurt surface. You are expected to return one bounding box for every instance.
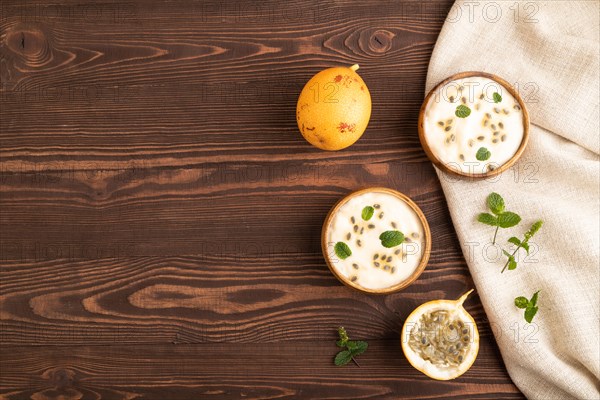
[423,76,524,175]
[325,190,426,291]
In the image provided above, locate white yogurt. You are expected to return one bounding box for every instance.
[325,191,426,291]
[423,76,524,175]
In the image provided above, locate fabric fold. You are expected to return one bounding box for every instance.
[425,1,600,398]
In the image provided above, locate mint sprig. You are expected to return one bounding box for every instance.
[501,220,543,273]
[334,242,352,260]
[335,327,368,367]
[477,192,522,244]
[515,290,540,323]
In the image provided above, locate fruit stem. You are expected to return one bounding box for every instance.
[456,289,474,308]
[350,64,359,72]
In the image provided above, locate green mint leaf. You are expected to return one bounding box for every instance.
[497,212,522,228]
[334,242,352,260]
[346,340,358,351]
[487,192,505,215]
[521,242,530,254]
[455,104,471,118]
[524,306,538,323]
[530,290,540,307]
[477,213,498,226]
[515,297,529,309]
[503,250,517,270]
[336,340,346,348]
[493,92,502,103]
[529,220,544,236]
[361,206,374,221]
[334,350,353,366]
[476,147,491,161]
[350,341,368,356]
[508,236,522,247]
[379,230,405,248]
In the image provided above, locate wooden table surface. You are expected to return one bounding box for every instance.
[0,1,524,398]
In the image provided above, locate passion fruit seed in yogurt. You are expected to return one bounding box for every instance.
[325,190,427,292]
[421,75,525,175]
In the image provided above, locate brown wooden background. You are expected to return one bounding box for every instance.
[0,0,524,398]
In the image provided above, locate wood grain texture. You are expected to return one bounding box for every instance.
[0,342,523,400]
[0,0,523,398]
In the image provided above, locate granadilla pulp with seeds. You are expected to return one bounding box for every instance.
[402,290,479,380]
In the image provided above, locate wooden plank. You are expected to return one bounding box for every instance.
[0,342,523,400]
[0,162,448,259]
[1,254,480,345]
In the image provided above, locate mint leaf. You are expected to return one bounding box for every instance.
[487,192,505,215]
[477,213,498,226]
[502,251,517,270]
[530,290,540,307]
[476,147,491,161]
[361,206,374,221]
[497,212,521,228]
[379,230,404,248]
[455,104,471,118]
[521,242,530,254]
[350,341,368,356]
[515,297,529,309]
[336,340,346,348]
[524,306,538,323]
[508,236,521,247]
[493,92,502,103]
[529,220,543,236]
[525,220,544,241]
[346,341,358,351]
[334,350,353,366]
[334,242,352,260]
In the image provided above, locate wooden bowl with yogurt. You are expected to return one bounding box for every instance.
[321,187,431,294]
[419,72,530,178]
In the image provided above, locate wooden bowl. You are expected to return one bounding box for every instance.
[321,187,431,295]
[418,71,530,178]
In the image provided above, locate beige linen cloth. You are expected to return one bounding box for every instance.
[425,1,600,399]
